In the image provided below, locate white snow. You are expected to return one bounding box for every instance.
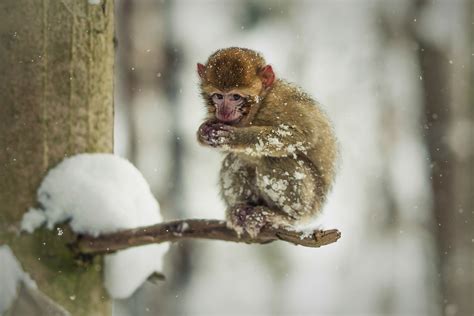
[293,171,305,180]
[20,153,169,299]
[0,245,37,314]
[275,124,292,137]
[242,125,307,158]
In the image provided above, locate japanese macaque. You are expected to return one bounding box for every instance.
[197,47,338,237]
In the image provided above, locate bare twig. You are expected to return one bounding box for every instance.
[74,219,341,255]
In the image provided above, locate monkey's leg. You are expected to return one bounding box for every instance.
[255,158,323,227]
[220,154,270,237]
[219,154,258,207]
[225,158,323,238]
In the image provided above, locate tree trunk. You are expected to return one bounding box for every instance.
[414,0,473,314]
[0,0,114,315]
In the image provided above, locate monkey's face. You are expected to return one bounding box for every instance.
[197,48,275,126]
[199,72,263,126]
[208,90,248,124]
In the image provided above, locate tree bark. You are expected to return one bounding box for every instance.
[0,0,114,315]
[74,219,342,255]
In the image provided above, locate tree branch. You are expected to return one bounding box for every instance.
[74,219,341,255]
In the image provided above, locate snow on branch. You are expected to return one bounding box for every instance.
[74,219,341,255]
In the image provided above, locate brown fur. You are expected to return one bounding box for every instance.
[200,47,265,91]
[197,47,338,236]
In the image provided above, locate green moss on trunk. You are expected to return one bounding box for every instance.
[0,0,114,314]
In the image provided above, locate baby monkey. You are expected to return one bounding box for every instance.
[197,47,337,237]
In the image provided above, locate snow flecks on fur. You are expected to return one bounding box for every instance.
[243,124,308,158]
[267,136,284,149]
[257,160,316,220]
[19,153,169,299]
[294,171,306,180]
[260,175,289,206]
[222,150,316,226]
[275,124,292,137]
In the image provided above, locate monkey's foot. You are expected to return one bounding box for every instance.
[226,205,271,238]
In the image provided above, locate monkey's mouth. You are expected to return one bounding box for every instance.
[216,109,242,124]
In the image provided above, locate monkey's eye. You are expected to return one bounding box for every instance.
[212,93,224,101]
[211,93,224,104]
[231,94,242,101]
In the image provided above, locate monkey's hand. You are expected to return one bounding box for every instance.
[226,204,271,238]
[197,121,234,148]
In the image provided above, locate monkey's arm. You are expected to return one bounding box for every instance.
[198,121,308,157]
[232,125,309,157]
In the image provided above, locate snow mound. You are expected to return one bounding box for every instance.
[0,245,37,314]
[20,153,169,299]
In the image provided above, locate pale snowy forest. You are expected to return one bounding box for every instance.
[112,0,472,316]
[0,0,472,315]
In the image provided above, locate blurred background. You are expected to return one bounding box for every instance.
[112,0,473,315]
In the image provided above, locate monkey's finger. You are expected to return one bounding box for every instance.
[212,123,233,131]
[200,124,214,135]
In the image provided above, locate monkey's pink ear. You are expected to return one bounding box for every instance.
[259,65,275,88]
[197,63,206,79]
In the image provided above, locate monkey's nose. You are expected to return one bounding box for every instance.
[217,106,241,123]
